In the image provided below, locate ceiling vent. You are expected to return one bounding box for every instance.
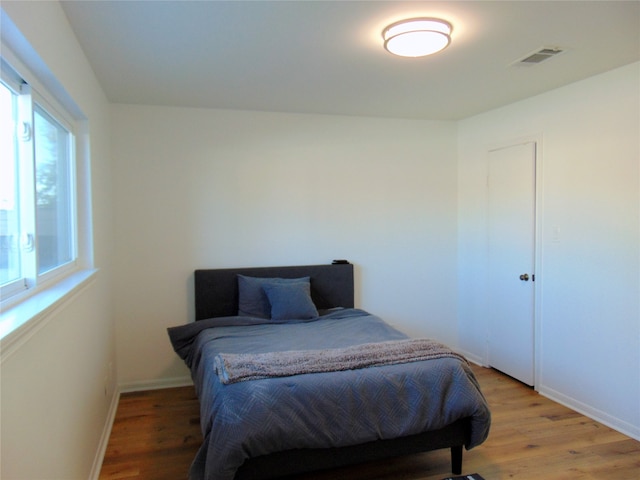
[512,47,565,66]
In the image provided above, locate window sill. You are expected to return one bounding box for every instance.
[0,268,98,361]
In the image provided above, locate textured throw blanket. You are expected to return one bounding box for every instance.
[214,338,467,384]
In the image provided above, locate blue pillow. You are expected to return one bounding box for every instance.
[262,281,319,321]
[237,275,310,318]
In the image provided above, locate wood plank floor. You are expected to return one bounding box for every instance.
[99,365,639,479]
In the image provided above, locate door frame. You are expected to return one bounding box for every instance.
[484,134,544,389]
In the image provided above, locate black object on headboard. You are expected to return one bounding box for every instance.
[194,263,354,320]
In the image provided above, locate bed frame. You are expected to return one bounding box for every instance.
[194,263,470,479]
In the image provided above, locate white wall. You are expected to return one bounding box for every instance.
[457,62,640,439]
[110,106,458,387]
[112,65,639,441]
[0,2,116,478]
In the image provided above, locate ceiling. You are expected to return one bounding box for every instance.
[60,1,640,121]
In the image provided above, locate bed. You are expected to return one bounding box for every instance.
[168,263,490,480]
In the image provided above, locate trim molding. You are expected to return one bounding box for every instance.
[119,376,193,393]
[89,387,120,480]
[538,385,640,441]
[0,269,98,363]
[89,376,195,479]
[454,347,485,367]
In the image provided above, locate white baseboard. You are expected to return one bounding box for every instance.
[451,351,639,442]
[454,347,485,367]
[88,376,195,479]
[538,384,640,441]
[119,375,193,393]
[88,387,121,480]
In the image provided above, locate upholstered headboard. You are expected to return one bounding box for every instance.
[194,263,354,320]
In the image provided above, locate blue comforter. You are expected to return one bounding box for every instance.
[168,308,490,480]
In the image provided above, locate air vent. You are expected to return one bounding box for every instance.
[512,47,565,66]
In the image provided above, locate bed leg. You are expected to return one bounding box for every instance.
[450,445,463,475]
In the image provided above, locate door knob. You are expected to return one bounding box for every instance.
[519,273,529,281]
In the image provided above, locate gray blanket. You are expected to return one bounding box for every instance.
[214,338,467,384]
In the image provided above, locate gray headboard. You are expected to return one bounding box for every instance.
[194,263,354,320]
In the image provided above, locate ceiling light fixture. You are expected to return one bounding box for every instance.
[382,18,452,58]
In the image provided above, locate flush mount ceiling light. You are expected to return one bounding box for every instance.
[382,18,452,58]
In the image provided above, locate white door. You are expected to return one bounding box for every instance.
[487,142,536,386]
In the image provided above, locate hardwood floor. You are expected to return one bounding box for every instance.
[99,365,639,479]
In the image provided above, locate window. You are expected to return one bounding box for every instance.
[1,61,78,305]
[34,105,76,275]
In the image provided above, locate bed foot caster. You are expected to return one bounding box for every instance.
[451,445,463,475]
